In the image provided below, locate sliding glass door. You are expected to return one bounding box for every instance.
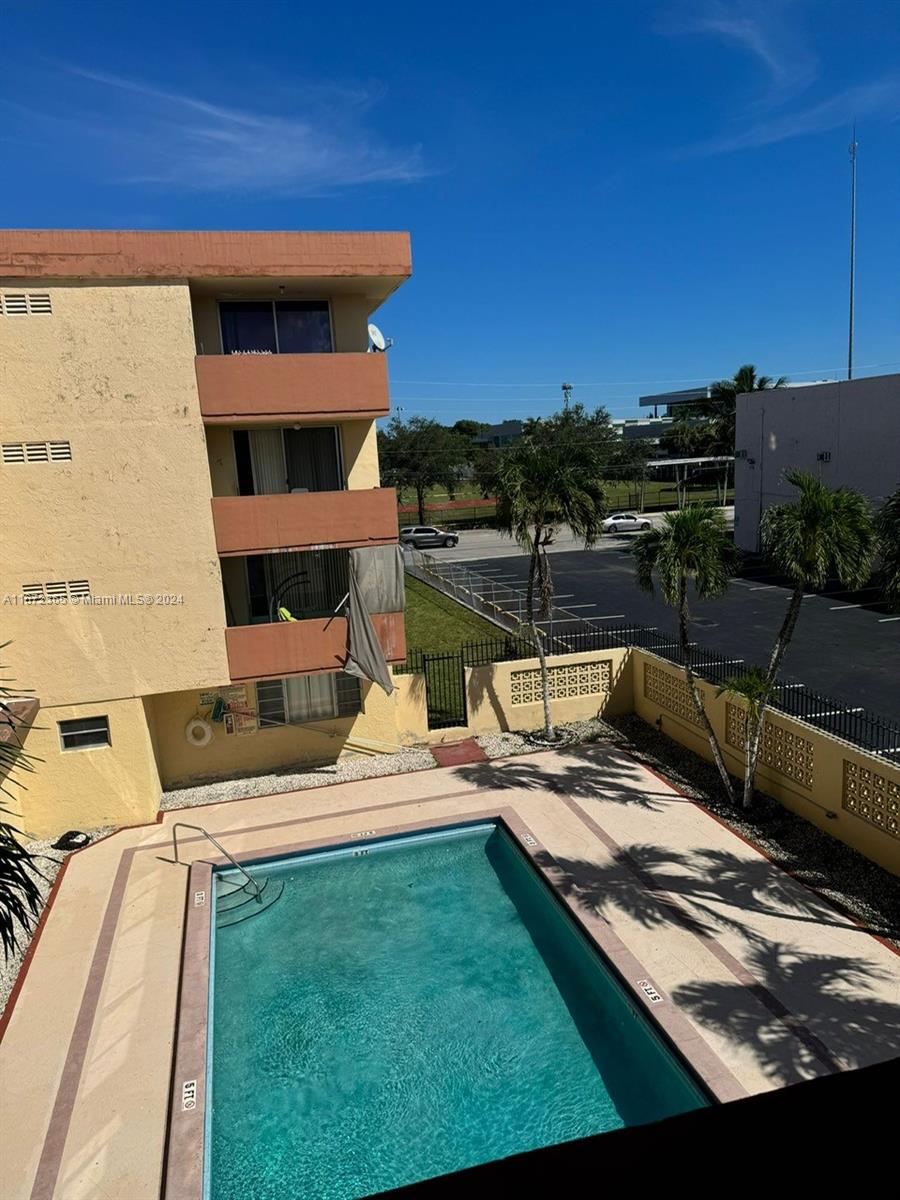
[245,549,350,623]
[219,301,277,354]
[234,426,343,496]
[219,300,332,355]
[284,427,342,492]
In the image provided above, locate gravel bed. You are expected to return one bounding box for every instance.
[160,747,437,810]
[0,828,111,1018]
[476,731,531,758]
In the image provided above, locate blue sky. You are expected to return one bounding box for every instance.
[3,0,898,422]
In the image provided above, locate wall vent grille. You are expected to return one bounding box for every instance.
[2,440,72,463]
[21,579,91,603]
[1,292,52,315]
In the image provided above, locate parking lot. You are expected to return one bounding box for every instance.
[422,523,900,723]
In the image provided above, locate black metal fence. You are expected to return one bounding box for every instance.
[398,626,900,758]
[766,681,900,759]
[419,651,469,729]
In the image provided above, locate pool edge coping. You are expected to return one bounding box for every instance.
[163,807,747,1200]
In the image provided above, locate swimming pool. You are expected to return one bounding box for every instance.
[206,822,708,1197]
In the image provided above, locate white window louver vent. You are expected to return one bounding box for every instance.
[2,440,72,464]
[1,292,52,315]
[22,579,91,603]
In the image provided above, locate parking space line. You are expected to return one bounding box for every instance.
[829,603,863,610]
[750,585,778,591]
[821,587,880,598]
[878,616,900,623]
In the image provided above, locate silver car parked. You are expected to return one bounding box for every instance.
[601,512,651,534]
[399,525,460,549]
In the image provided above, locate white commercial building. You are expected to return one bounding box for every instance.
[733,373,900,551]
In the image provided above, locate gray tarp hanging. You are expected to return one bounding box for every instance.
[343,548,400,695]
[349,545,405,614]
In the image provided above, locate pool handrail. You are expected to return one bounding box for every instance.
[171,822,263,901]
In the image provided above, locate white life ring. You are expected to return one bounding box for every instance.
[185,717,213,748]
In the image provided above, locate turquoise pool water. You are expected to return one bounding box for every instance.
[208,824,707,1198]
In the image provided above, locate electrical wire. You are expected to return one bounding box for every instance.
[390,361,900,390]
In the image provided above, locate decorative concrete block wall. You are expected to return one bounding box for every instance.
[633,650,899,875]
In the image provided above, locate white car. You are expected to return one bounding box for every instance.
[602,512,651,534]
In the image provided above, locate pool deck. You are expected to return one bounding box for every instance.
[2,741,899,1199]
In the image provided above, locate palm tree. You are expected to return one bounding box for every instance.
[710,363,787,404]
[0,648,45,958]
[632,507,740,802]
[707,364,786,454]
[664,365,785,459]
[735,471,876,809]
[875,486,900,612]
[495,420,607,739]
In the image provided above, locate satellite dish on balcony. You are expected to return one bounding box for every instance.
[368,323,393,352]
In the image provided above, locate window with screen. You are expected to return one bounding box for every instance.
[59,716,110,751]
[256,675,361,727]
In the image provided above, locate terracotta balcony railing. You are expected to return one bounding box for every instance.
[224,612,405,682]
[211,488,398,556]
[196,352,389,423]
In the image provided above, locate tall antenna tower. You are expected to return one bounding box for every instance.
[847,122,858,381]
[561,382,573,410]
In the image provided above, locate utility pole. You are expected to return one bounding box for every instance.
[848,123,858,381]
[561,382,572,410]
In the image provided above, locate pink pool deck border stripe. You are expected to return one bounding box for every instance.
[163,808,747,1200]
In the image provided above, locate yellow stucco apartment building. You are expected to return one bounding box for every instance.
[0,229,412,837]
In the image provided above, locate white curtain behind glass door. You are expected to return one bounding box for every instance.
[249,429,287,495]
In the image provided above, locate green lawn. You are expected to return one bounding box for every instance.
[406,480,727,527]
[404,574,501,653]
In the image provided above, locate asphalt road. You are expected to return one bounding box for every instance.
[427,510,723,562]
[424,521,900,724]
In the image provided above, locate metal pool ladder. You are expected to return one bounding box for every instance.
[171,822,263,902]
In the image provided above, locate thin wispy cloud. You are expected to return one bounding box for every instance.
[659,1,818,107]
[694,10,793,82]
[657,2,899,156]
[682,75,900,155]
[8,65,428,195]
